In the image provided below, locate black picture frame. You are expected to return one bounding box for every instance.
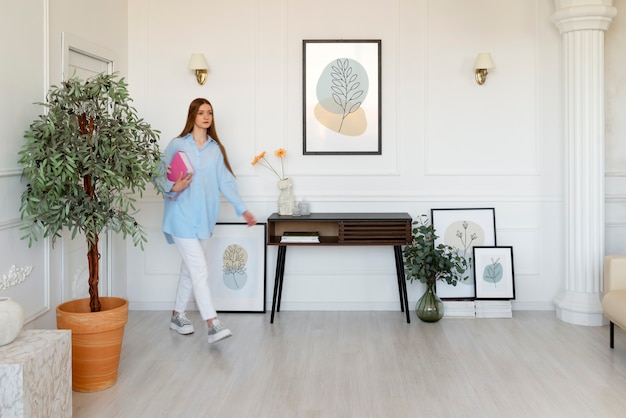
[430,208,497,300]
[473,246,515,300]
[303,39,381,155]
[207,223,267,313]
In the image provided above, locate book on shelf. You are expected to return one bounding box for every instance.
[167,151,194,181]
[280,231,320,243]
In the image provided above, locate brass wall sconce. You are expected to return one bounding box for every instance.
[188,54,209,85]
[474,53,494,85]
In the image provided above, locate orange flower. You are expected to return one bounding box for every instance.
[251,151,266,166]
[251,148,287,180]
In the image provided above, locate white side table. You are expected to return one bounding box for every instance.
[0,329,72,417]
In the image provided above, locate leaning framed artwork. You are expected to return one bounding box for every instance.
[302,39,381,155]
[430,208,497,300]
[473,246,515,300]
[206,223,267,313]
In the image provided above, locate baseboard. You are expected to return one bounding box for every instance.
[129,300,557,314]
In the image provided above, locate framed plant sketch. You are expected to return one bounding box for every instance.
[206,223,267,313]
[473,246,515,300]
[302,39,381,155]
[430,208,497,300]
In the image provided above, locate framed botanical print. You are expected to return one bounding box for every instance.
[207,223,267,312]
[431,208,497,300]
[303,39,381,155]
[473,246,515,300]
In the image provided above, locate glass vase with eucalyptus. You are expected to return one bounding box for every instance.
[403,215,469,323]
[415,281,444,322]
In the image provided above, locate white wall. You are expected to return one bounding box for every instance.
[2,1,626,328]
[0,0,130,329]
[0,1,49,326]
[606,0,626,255]
[126,0,567,312]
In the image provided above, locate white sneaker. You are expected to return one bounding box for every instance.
[170,312,195,335]
[207,319,232,344]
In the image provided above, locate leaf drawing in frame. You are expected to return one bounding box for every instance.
[439,219,486,291]
[222,244,248,290]
[482,257,503,287]
[330,59,365,132]
[317,58,369,136]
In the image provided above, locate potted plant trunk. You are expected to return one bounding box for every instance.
[403,214,469,322]
[18,73,162,391]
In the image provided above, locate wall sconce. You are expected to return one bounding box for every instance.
[474,53,494,85]
[188,54,209,85]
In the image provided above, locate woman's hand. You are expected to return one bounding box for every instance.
[243,210,257,227]
[170,172,192,193]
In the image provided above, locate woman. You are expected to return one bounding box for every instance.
[158,98,256,344]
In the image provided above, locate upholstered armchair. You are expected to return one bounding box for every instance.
[602,255,626,348]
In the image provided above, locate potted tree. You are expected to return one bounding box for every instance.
[18,72,162,391]
[403,214,469,322]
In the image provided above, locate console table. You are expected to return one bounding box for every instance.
[267,212,413,323]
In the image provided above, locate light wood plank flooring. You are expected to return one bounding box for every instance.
[72,310,626,418]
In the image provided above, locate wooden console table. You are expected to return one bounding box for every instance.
[267,212,413,323]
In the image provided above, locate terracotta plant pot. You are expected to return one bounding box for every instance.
[56,297,128,392]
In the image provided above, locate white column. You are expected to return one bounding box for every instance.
[552,1,617,326]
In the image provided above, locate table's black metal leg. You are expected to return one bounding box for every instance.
[271,246,287,323]
[400,269,410,323]
[394,246,405,312]
[276,246,287,312]
[394,245,410,323]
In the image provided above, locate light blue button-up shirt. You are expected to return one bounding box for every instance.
[157,133,247,244]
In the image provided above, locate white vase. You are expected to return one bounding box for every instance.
[278,178,295,215]
[0,297,25,346]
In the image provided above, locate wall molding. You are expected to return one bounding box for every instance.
[0,219,21,230]
[135,193,566,204]
[606,221,626,227]
[0,169,21,178]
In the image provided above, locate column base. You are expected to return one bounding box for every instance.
[554,289,607,326]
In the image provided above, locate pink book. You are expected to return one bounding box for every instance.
[167,151,194,181]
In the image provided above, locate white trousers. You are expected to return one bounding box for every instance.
[172,236,217,320]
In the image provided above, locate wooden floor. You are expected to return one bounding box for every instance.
[72,310,626,418]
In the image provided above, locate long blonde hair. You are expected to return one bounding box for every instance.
[177,98,235,176]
